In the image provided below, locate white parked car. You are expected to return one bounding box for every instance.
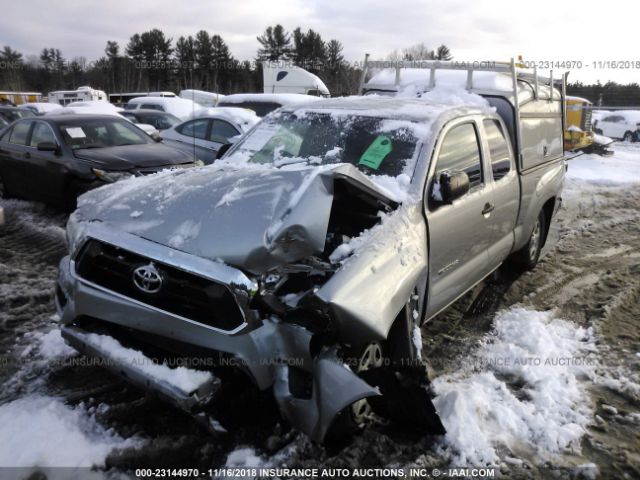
[593,110,640,142]
[125,97,201,120]
[160,107,259,164]
[18,102,63,115]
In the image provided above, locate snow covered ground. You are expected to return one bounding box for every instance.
[0,142,639,476]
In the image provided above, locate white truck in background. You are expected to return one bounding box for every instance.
[263,63,330,97]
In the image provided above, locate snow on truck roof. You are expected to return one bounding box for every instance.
[278,92,493,122]
[365,68,560,102]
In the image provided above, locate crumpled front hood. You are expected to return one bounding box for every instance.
[76,163,397,274]
[74,143,192,170]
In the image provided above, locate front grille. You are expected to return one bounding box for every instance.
[75,239,245,331]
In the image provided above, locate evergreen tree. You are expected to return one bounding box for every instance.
[257,25,291,62]
[435,45,452,60]
[195,30,214,89]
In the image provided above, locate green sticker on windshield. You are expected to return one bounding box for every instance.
[358,135,392,170]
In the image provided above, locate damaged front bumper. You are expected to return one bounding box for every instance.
[56,229,381,442]
[61,325,221,413]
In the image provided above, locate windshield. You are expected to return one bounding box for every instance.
[60,118,153,150]
[231,111,423,178]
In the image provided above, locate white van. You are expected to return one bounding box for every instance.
[48,86,107,106]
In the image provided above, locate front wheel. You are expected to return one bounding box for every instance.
[511,209,546,271]
[623,131,634,142]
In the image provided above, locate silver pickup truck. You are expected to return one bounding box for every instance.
[56,61,566,443]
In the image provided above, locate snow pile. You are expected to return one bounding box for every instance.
[22,328,76,360]
[567,146,640,184]
[80,332,212,394]
[0,395,139,467]
[225,447,267,468]
[401,85,491,110]
[433,308,596,466]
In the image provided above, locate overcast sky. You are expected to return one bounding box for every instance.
[3,0,637,84]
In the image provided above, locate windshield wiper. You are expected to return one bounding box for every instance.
[75,144,104,150]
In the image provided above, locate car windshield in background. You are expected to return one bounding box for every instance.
[218,101,281,117]
[233,112,423,178]
[60,118,153,150]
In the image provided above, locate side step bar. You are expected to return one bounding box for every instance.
[61,326,220,413]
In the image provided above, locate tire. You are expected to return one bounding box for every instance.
[511,209,546,271]
[0,172,6,199]
[594,128,603,135]
[323,341,385,446]
[623,131,634,142]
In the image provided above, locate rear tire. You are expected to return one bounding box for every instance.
[623,131,633,142]
[511,209,546,271]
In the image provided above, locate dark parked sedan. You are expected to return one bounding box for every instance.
[0,114,196,209]
[119,109,181,131]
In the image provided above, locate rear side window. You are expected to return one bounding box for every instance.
[29,122,56,147]
[8,121,31,145]
[483,119,512,181]
[177,119,209,140]
[436,123,483,188]
[209,120,240,143]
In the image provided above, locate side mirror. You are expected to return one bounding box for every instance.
[216,143,232,160]
[439,170,470,204]
[37,142,60,153]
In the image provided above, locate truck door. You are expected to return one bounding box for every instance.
[425,120,493,318]
[481,119,520,269]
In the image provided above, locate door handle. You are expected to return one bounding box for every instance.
[24,152,31,159]
[482,203,495,215]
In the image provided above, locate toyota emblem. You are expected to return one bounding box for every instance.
[132,263,163,294]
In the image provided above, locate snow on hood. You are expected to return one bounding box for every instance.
[76,162,398,274]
